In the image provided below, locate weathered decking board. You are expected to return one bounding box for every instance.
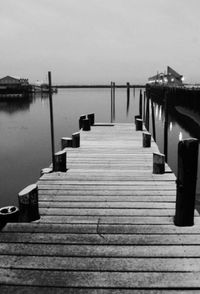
[0,123,200,293]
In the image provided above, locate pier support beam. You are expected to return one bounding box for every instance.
[174,138,199,226]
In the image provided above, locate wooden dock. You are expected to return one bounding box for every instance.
[1,123,200,293]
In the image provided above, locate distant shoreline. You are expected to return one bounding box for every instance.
[53,84,146,89]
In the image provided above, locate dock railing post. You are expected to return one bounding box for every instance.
[48,71,56,171]
[174,138,199,226]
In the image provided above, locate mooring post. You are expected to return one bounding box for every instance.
[79,115,86,129]
[72,132,80,147]
[48,71,56,171]
[174,138,199,226]
[139,89,143,118]
[54,150,67,172]
[18,184,40,222]
[136,118,143,131]
[143,132,151,147]
[82,118,91,131]
[151,99,156,141]
[164,91,169,163]
[61,137,73,149]
[88,113,95,126]
[153,152,165,174]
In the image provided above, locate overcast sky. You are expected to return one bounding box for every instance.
[1,0,200,84]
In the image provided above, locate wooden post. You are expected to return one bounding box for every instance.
[127,82,130,99]
[82,118,91,131]
[72,132,80,148]
[111,82,113,123]
[151,99,156,141]
[153,152,165,174]
[54,150,67,172]
[134,115,141,125]
[143,91,146,122]
[136,118,143,131]
[113,82,115,121]
[145,96,150,131]
[48,71,56,171]
[61,137,73,149]
[139,90,143,118]
[18,184,40,222]
[133,86,135,98]
[174,138,199,226]
[143,132,151,147]
[0,206,19,226]
[88,113,95,126]
[164,92,169,163]
[79,115,86,129]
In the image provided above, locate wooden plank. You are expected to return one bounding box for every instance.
[39,202,175,209]
[1,255,200,272]
[0,287,198,294]
[1,232,200,245]
[4,223,200,234]
[1,243,200,257]
[2,269,200,288]
[39,208,176,216]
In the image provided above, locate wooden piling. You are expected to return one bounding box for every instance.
[111,82,113,123]
[174,138,199,226]
[134,115,141,125]
[153,152,165,174]
[48,71,56,171]
[88,113,95,126]
[18,184,40,222]
[54,150,67,172]
[127,82,130,99]
[61,137,73,149]
[72,132,80,148]
[139,90,143,118]
[164,92,169,163]
[79,115,86,129]
[135,118,143,131]
[82,118,91,131]
[145,95,150,131]
[143,132,151,147]
[151,99,156,141]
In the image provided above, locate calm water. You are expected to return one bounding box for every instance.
[0,88,200,208]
